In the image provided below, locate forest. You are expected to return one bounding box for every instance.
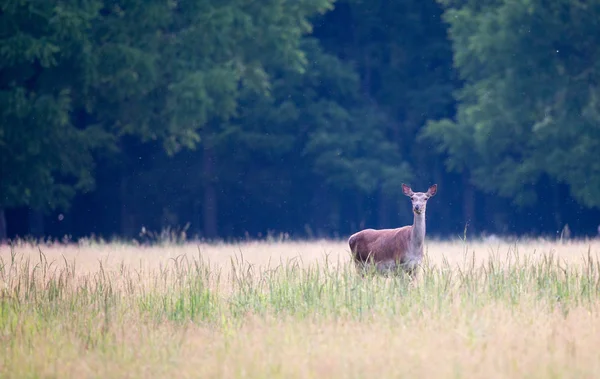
[2,0,600,242]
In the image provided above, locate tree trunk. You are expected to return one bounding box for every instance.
[193,200,203,238]
[120,174,136,238]
[309,185,328,238]
[433,159,449,235]
[328,196,341,238]
[483,193,509,235]
[349,192,363,235]
[462,173,475,236]
[28,208,45,240]
[553,183,563,232]
[203,141,218,239]
[0,208,7,243]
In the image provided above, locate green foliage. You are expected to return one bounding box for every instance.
[6,0,599,238]
[197,37,412,208]
[0,0,335,214]
[319,0,456,164]
[0,0,109,210]
[304,103,411,195]
[93,0,335,155]
[351,0,455,127]
[248,38,412,196]
[426,0,600,207]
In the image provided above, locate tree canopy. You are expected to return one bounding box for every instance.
[1,0,335,237]
[426,0,600,208]
[2,0,600,241]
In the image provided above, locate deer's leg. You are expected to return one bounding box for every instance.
[406,267,417,280]
[354,260,366,277]
[375,260,397,276]
[352,257,371,277]
[399,258,420,282]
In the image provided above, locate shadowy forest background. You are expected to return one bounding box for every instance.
[2,0,600,242]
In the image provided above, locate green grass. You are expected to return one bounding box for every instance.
[1,240,600,378]
[2,244,599,325]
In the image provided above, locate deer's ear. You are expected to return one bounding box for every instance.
[427,184,438,197]
[402,184,413,197]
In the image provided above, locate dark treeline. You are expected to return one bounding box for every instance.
[2,0,600,242]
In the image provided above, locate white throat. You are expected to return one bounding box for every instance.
[410,212,426,254]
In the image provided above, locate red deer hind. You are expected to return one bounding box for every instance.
[348,183,437,277]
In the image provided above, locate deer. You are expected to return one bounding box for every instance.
[348,183,437,277]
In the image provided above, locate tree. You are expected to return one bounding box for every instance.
[0,0,336,240]
[232,38,412,234]
[0,0,109,240]
[114,37,413,238]
[314,0,458,230]
[425,0,600,210]
[154,0,338,237]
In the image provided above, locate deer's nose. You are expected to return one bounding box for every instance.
[414,204,421,211]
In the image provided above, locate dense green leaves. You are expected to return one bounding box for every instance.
[427,0,600,207]
[3,0,600,240]
[0,0,107,210]
[1,0,336,213]
[315,0,456,191]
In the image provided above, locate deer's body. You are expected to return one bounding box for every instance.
[349,184,436,276]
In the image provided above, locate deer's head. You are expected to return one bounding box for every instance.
[402,184,437,215]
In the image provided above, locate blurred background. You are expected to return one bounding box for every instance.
[1,0,600,242]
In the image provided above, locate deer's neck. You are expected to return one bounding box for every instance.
[410,212,426,254]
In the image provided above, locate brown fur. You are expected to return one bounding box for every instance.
[348,227,412,265]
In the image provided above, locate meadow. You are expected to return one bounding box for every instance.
[1,236,600,378]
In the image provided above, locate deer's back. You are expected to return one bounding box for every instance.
[348,226,411,263]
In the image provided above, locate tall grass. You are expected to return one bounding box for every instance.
[2,243,600,323]
[1,240,600,377]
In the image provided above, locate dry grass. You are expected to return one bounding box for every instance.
[2,237,600,378]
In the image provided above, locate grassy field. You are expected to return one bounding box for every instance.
[2,237,600,378]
